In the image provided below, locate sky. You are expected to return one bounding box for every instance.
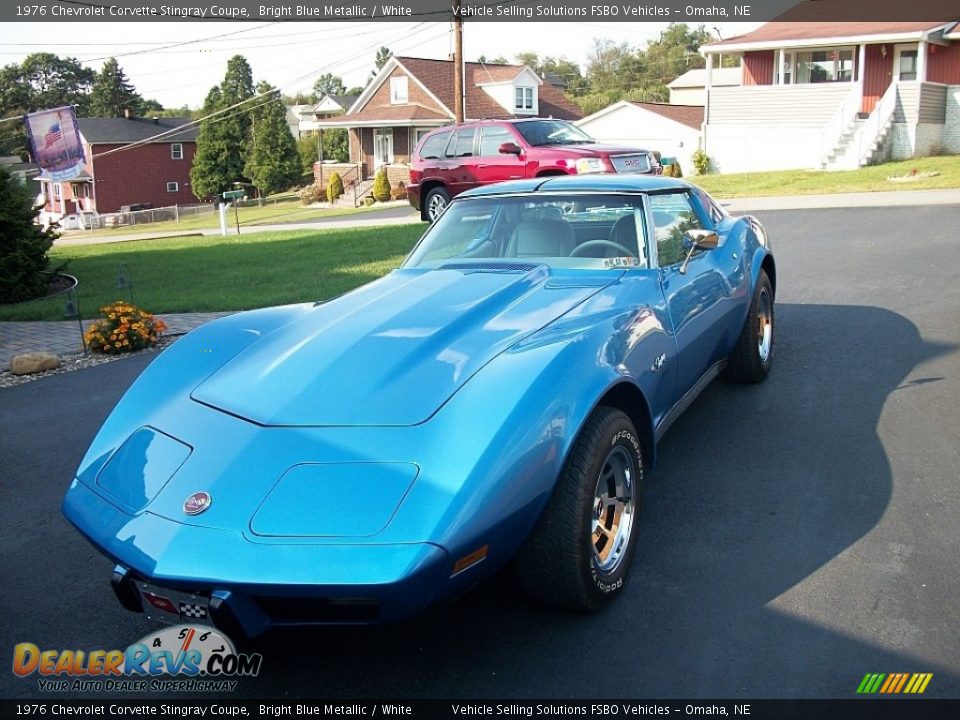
[0,20,762,110]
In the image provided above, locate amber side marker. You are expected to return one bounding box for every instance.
[451,545,489,576]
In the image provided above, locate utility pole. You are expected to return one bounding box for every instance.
[453,11,464,123]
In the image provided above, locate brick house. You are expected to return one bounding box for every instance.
[312,56,582,191]
[699,18,960,172]
[37,115,198,218]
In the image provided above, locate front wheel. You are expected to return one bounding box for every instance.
[724,269,774,383]
[516,407,643,611]
[423,187,450,223]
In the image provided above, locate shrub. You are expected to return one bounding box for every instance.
[372,169,392,202]
[326,172,344,203]
[691,149,711,175]
[364,196,376,206]
[298,184,323,205]
[84,301,167,355]
[391,180,407,201]
[0,165,59,304]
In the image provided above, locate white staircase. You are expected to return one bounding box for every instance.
[820,83,898,171]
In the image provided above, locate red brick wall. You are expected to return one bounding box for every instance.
[364,68,446,115]
[743,51,775,86]
[89,141,197,212]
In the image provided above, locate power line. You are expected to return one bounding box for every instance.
[90,22,445,159]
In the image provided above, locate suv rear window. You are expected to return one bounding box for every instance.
[419,131,452,160]
[447,128,476,158]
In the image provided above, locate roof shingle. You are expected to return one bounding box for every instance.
[78,117,198,144]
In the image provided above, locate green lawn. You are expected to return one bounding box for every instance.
[60,196,405,239]
[0,224,426,321]
[688,155,960,198]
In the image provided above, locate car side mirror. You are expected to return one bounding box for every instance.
[679,229,720,274]
[499,142,522,156]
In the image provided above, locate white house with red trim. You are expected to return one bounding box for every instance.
[699,19,960,172]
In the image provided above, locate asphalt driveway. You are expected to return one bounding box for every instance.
[1,204,959,700]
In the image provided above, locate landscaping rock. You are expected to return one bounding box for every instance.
[10,352,61,375]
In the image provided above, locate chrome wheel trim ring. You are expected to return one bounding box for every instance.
[591,445,636,574]
[757,287,773,363]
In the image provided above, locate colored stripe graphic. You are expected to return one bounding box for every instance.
[857,672,932,694]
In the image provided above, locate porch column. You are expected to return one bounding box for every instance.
[858,44,867,107]
[917,40,928,82]
[704,53,714,124]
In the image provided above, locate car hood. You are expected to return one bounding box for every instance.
[549,143,650,157]
[191,264,620,427]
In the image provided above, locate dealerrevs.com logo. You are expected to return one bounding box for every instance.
[12,625,262,693]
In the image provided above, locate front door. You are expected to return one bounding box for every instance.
[893,44,919,82]
[373,129,394,169]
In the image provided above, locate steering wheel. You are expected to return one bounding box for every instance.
[570,239,635,258]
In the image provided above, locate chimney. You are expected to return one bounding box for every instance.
[123,107,132,119]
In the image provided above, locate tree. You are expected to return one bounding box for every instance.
[244,82,301,197]
[190,56,256,199]
[368,47,393,81]
[219,55,255,170]
[89,58,143,117]
[189,86,233,199]
[312,73,345,100]
[0,164,58,304]
[0,53,95,159]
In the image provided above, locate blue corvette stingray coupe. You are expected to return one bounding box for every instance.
[63,175,775,637]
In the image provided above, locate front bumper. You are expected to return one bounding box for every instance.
[64,479,451,637]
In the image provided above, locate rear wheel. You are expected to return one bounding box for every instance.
[724,269,774,383]
[517,407,643,611]
[423,187,450,223]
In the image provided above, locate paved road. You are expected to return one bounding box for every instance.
[2,205,960,700]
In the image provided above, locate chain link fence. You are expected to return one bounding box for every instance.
[83,203,216,230]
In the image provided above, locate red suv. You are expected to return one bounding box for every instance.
[407,118,661,221]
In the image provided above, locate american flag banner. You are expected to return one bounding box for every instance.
[24,105,86,181]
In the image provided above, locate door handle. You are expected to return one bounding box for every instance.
[477,164,489,168]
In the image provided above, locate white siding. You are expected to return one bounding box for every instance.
[577,105,701,170]
[709,84,853,126]
[944,85,960,153]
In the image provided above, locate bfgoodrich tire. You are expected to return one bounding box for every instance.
[423,187,450,223]
[724,269,774,383]
[516,406,643,611]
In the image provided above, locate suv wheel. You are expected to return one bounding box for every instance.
[424,187,450,223]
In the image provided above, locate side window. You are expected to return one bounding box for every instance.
[478,125,514,156]
[446,128,476,158]
[649,192,703,267]
[419,131,452,160]
[692,187,726,226]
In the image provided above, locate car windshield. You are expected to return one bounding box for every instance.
[513,120,595,147]
[404,194,649,270]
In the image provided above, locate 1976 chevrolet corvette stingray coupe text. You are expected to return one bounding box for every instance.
[63,175,775,637]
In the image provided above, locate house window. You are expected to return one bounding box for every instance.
[171,143,184,160]
[776,51,794,85]
[53,183,62,200]
[515,87,534,111]
[390,76,409,104]
[794,48,855,83]
[166,181,179,192]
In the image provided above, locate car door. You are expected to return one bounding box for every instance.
[475,124,527,186]
[652,191,737,396]
[442,127,479,197]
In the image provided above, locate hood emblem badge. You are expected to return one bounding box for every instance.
[183,492,212,516]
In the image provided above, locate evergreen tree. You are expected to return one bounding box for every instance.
[0,164,58,303]
[189,86,233,199]
[89,58,143,117]
[190,56,256,199]
[312,73,345,100]
[244,82,301,197]
[219,55,255,171]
